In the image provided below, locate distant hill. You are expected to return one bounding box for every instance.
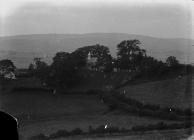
[0,33,193,68]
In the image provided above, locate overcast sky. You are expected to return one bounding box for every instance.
[0,0,194,39]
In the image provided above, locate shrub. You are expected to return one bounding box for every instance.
[110,90,192,121]
[88,125,94,134]
[30,133,49,140]
[70,128,83,135]
[106,126,120,133]
[183,108,192,116]
[49,129,70,139]
[94,125,106,134]
[131,122,192,132]
[120,127,130,132]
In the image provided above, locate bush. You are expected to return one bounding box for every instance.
[88,125,94,134]
[131,122,191,132]
[183,108,192,116]
[49,128,83,139]
[49,129,70,139]
[30,133,49,140]
[110,90,192,121]
[106,126,120,133]
[94,125,106,134]
[70,128,83,135]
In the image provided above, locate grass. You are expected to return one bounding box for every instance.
[0,92,107,122]
[0,90,180,139]
[1,75,192,140]
[73,71,133,91]
[29,121,191,140]
[118,75,193,109]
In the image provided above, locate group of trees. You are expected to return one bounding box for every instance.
[117,40,146,71]
[0,39,188,88]
[29,44,115,89]
[0,59,16,80]
[28,39,185,89]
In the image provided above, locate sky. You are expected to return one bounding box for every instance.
[0,0,194,39]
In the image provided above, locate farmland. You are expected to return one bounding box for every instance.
[0,90,179,139]
[0,73,193,140]
[118,75,193,109]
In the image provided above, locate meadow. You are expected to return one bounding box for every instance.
[118,75,193,109]
[0,74,192,140]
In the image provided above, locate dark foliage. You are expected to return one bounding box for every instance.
[24,39,193,93]
[30,121,192,140]
[131,121,191,132]
[0,59,16,73]
[117,40,146,71]
[49,129,70,139]
[103,91,192,121]
[29,133,49,140]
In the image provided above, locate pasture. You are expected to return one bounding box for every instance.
[0,75,192,140]
[0,90,179,140]
[118,75,193,109]
[50,128,191,140]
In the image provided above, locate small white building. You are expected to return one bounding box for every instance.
[87,52,97,70]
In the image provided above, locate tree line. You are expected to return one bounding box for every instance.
[0,39,192,88]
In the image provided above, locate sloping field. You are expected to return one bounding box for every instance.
[75,71,132,91]
[1,75,192,140]
[20,114,177,139]
[50,128,191,140]
[118,75,193,109]
[0,93,107,122]
[0,90,179,140]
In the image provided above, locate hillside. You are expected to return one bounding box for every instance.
[61,71,192,110]
[1,78,181,140]
[118,75,193,109]
[0,33,193,68]
[74,71,133,91]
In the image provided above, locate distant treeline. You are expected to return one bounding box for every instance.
[29,121,191,140]
[100,90,192,121]
[26,39,193,89]
[0,39,193,88]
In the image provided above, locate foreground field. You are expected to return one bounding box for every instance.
[0,91,180,140]
[0,92,107,122]
[0,75,192,140]
[50,128,191,140]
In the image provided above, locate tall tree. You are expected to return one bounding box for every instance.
[31,57,49,83]
[50,52,81,88]
[166,56,179,67]
[140,56,167,76]
[72,44,111,69]
[117,40,146,71]
[0,59,16,75]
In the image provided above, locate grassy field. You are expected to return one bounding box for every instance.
[118,75,193,109]
[72,72,193,110]
[0,90,180,140]
[0,92,107,122]
[0,74,192,140]
[50,128,191,140]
